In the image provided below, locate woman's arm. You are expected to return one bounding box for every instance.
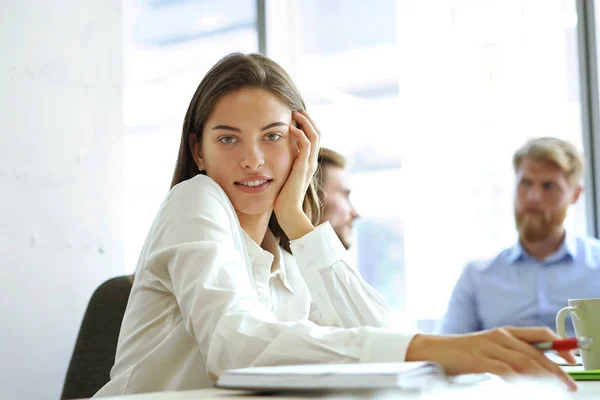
[290,222,393,329]
[144,176,413,381]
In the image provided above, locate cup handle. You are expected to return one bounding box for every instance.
[556,306,578,337]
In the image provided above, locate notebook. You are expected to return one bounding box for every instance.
[561,365,600,381]
[216,362,447,392]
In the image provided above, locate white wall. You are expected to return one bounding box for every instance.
[0,1,124,399]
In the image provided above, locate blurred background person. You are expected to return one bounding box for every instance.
[316,148,360,250]
[439,137,600,335]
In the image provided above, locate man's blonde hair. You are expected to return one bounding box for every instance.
[318,147,347,170]
[513,137,584,186]
[316,148,347,202]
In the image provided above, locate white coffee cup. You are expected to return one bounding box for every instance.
[556,298,600,370]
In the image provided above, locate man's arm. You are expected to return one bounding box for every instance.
[438,264,481,334]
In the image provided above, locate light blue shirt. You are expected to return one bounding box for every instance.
[439,233,600,335]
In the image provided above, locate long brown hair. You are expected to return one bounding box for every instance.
[171,53,321,252]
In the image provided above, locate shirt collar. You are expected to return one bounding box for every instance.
[242,231,266,261]
[564,231,578,260]
[506,231,577,264]
[505,242,524,264]
[242,229,295,294]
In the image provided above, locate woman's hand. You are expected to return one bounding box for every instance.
[273,110,320,240]
[406,327,577,391]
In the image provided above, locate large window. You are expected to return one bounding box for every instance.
[123,0,594,330]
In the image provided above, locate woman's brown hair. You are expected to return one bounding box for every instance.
[170,52,321,252]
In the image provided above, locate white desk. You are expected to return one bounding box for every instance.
[577,382,600,398]
[100,381,600,400]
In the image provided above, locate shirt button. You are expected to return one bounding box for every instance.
[294,244,304,252]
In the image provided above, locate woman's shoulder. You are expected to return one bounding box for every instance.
[166,174,231,207]
[170,174,228,201]
[157,174,237,223]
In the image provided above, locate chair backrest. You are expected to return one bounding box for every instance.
[61,275,133,400]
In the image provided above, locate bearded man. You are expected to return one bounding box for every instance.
[439,137,600,335]
[316,147,360,250]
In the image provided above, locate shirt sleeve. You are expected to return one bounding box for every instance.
[289,222,394,329]
[438,263,481,334]
[143,176,416,382]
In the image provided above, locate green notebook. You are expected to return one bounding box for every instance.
[562,366,600,381]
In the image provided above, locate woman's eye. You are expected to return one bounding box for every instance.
[218,136,237,144]
[266,133,281,141]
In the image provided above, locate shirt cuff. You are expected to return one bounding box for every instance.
[360,328,418,363]
[289,222,348,276]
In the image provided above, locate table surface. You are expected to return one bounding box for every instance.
[97,362,600,400]
[99,380,600,400]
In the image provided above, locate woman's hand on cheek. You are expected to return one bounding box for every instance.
[273,111,320,240]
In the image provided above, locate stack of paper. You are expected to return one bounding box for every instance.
[216,362,447,392]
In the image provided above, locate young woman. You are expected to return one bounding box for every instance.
[93,53,576,397]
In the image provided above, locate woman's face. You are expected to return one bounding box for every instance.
[198,87,296,219]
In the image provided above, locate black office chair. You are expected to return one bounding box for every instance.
[61,275,133,400]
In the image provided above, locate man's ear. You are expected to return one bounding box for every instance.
[188,133,205,171]
[572,185,583,204]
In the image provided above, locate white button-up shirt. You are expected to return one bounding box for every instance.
[94,175,416,397]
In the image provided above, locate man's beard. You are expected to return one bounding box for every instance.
[515,207,567,242]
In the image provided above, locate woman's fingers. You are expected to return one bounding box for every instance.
[478,358,519,379]
[487,343,547,375]
[293,111,320,173]
[556,350,578,365]
[505,327,578,365]
[298,109,320,133]
[476,339,545,376]
[492,328,577,391]
[504,327,578,369]
[290,124,311,169]
[506,326,560,342]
